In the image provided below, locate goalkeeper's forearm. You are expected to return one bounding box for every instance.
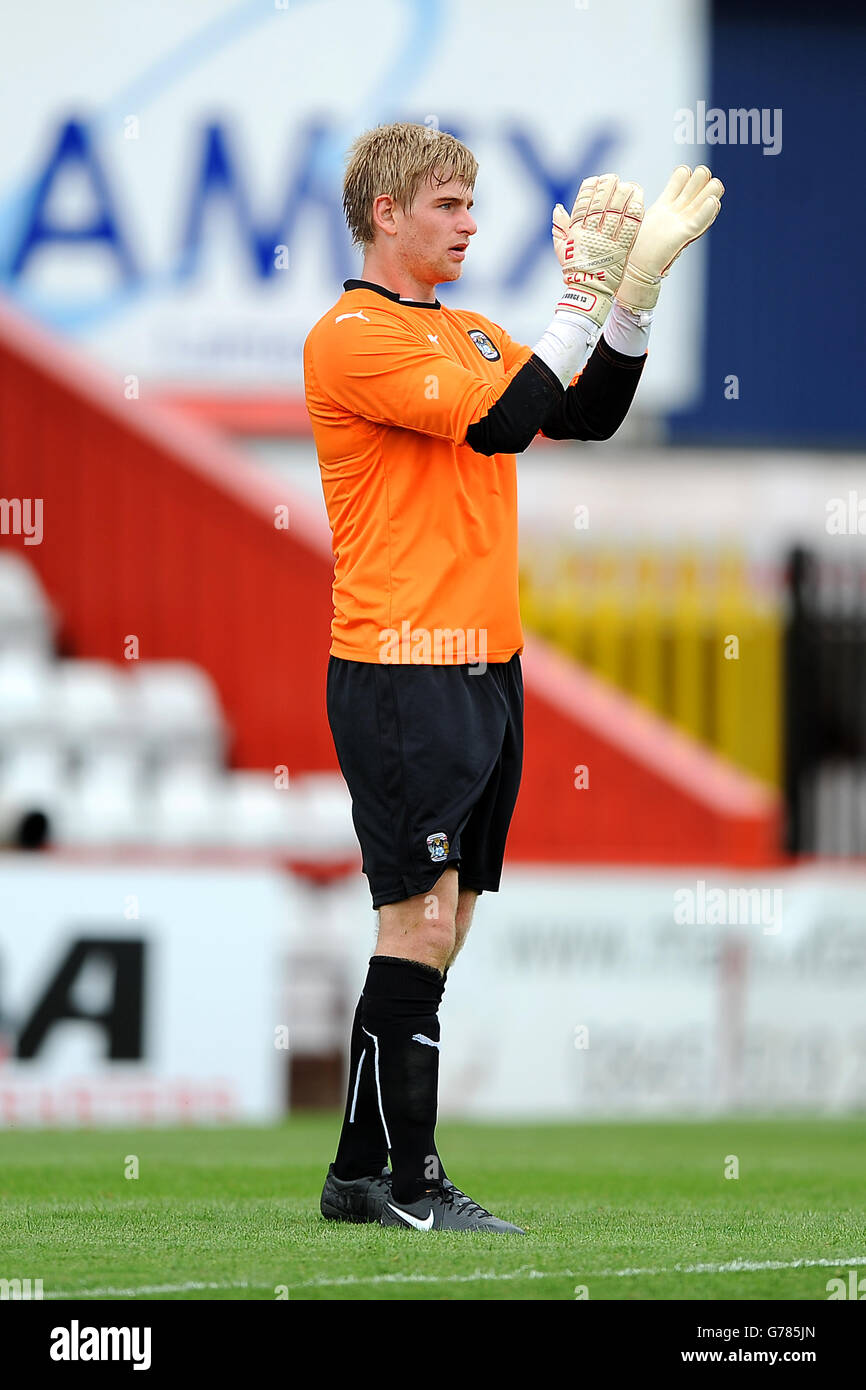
[539,330,647,443]
[463,302,651,455]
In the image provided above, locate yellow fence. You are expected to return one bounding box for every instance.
[519,544,782,786]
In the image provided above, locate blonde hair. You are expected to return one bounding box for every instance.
[342,122,477,248]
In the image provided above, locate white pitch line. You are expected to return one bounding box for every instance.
[291,1267,575,1289]
[603,1254,866,1279]
[44,1254,866,1299]
[291,1254,866,1290]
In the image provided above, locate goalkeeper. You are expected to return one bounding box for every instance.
[304,123,723,1233]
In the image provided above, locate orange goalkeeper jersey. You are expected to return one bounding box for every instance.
[303,279,534,664]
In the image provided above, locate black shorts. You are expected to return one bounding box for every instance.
[326,653,524,909]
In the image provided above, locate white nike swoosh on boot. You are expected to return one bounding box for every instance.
[387,1202,434,1230]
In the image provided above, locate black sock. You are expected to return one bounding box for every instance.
[360,955,444,1206]
[429,970,449,1184]
[332,995,389,1181]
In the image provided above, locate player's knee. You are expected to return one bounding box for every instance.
[376,895,456,971]
[415,913,457,966]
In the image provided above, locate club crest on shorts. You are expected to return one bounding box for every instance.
[426,830,450,863]
[467,329,501,361]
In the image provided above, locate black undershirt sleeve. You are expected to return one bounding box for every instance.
[463,353,563,456]
[539,336,646,442]
[462,336,646,455]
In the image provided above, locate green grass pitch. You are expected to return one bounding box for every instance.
[1,1116,864,1301]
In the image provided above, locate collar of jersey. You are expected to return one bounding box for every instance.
[343,279,441,311]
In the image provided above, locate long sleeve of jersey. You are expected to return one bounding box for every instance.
[306,300,537,444]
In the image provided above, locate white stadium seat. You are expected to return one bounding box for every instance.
[0,742,67,801]
[0,742,66,841]
[285,772,357,856]
[146,765,227,847]
[0,653,57,741]
[0,552,56,659]
[55,760,144,846]
[220,770,298,849]
[55,660,136,756]
[130,661,227,770]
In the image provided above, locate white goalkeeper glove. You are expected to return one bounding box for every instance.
[552,173,644,330]
[616,165,724,312]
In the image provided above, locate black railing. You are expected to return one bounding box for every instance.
[784,547,866,855]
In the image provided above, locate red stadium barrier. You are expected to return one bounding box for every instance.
[513,638,780,865]
[0,297,780,863]
[153,392,314,437]
[0,297,336,771]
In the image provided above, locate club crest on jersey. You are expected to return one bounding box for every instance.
[426,830,450,863]
[467,329,501,362]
